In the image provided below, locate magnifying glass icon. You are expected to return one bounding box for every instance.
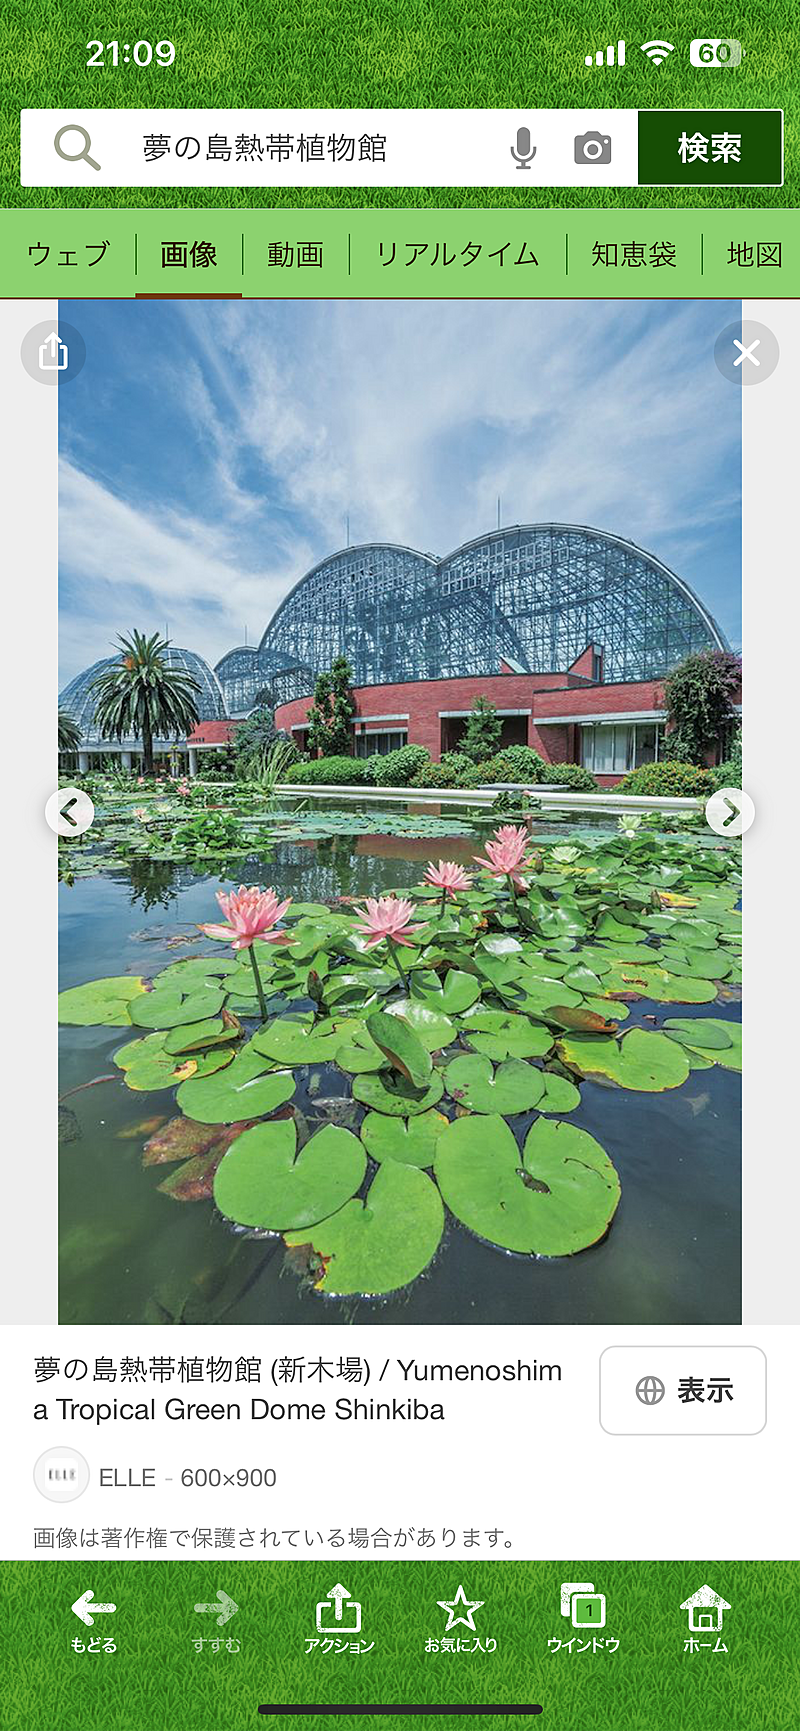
[53,124,101,171]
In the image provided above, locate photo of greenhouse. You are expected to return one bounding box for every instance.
[56,298,743,1330]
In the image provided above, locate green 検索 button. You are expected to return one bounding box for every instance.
[638,109,783,186]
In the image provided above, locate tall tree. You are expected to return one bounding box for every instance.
[662,649,741,765]
[306,656,356,756]
[459,695,503,764]
[90,632,201,776]
[58,710,81,755]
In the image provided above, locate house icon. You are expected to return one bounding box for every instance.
[680,1585,731,1633]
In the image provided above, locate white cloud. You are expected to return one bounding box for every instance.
[60,299,741,684]
[58,458,316,687]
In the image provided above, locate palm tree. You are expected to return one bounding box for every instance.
[58,710,81,755]
[90,632,201,777]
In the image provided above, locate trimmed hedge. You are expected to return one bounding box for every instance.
[364,745,432,786]
[408,761,481,789]
[283,756,368,785]
[542,763,597,791]
[479,745,547,783]
[615,761,717,799]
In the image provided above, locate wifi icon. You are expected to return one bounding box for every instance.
[640,39,676,63]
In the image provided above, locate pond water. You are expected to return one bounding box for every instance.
[58,821,741,1328]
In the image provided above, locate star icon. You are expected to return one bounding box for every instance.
[436,1584,485,1632]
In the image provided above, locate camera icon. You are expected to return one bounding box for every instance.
[574,130,612,165]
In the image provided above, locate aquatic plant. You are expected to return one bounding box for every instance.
[422,860,474,916]
[59,822,742,1304]
[201,884,292,1019]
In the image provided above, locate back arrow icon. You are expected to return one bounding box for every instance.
[194,1589,238,1626]
[72,1590,116,1626]
[60,797,78,827]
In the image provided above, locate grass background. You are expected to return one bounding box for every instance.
[2,1559,799,1730]
[1,0,796,207]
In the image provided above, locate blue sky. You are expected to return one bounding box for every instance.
[58,298,742,690]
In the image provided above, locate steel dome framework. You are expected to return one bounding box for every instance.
[229,526,727,704]
[59,646,227,747]
[60,527,729,740]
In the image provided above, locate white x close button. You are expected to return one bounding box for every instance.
[714,319,780,385]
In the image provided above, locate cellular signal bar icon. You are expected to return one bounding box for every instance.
[585,39,625,67]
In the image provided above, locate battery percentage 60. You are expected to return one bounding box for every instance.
[690,39,744,67]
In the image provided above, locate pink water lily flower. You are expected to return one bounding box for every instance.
[355,895,426,950]
[133,807,150,822]
[422,860,474,898]
[473,823,531,889]
[200,885,292,950]
[177,780,191,796]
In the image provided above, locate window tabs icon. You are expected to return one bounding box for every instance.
[561,1582,607,1629]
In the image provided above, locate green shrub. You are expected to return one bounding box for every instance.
[615,761,717,799]
[440,751,473,775]
[543,763,597,791]
[364,745,432,786]
[711,726,742,790]
[663,649,741,765]
[409,762,459,789]
[480,745,547,783]
[283,756,367,785]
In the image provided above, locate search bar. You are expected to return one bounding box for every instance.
[22,108,638,187]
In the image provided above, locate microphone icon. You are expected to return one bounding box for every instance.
[511,125,536,169]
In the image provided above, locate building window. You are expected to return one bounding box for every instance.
[354,729,408,757]
[580,722,664,774]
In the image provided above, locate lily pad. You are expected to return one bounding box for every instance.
[352,1068,444,1117]
[516,976,582,1014]
[365,1010,433,1088]
[214,1119,365,1230]
[148,956,239,988]
[434,1113,619,1255]
[664,1017,741,1071]
[536,903,588,940]
[557,1027,690,1092]
[253,1013,355,1066]
[384,998,456,1053]
[113,1032,231,1092]
[129,984,226,1029]
[143,1114,257,1166]
[461,1012,553,1062]
[360,1109,447,1168]
[163,1014,241,1055]
[176,1044,295,1124]
[656,943,733,981]
[538,1072,582,1114]
[411,969,482,1015]
[283,1160,444,1296]
[157,1150,227,1202]
[444,1053,544,1114]
[334,1024,387,1074]
[58,974,147,1027]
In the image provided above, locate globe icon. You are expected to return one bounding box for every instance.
[636,1374,666,1405]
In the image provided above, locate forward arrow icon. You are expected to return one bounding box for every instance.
[194,1589,238,1627]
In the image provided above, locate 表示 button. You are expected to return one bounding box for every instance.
[600,1345,766,1435]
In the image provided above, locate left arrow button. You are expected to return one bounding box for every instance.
[71,1590,117,1626]
[45,786,95,837]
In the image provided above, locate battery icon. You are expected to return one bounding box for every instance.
[690,38,744,67]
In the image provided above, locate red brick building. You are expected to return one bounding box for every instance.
[274,648,681,787]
